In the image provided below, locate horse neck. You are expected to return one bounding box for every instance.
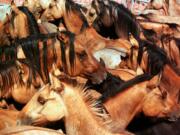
[46,38,63,72]
[160,64,180,97]
[103,81,148,130]
[63,11,85,34]
[62,86,112,135]
[13,11,29,38]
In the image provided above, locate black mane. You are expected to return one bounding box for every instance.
[18,6,40,35]
[86,70,153,103]
[0,44,17,62]
[138,40,168,76]
[15,32,76,83]
[92,0,141,40]
[0,60,23,93]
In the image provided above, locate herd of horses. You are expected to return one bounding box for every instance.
[0,0,180,134]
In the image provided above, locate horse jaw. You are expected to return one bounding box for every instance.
[17,85,67,125]
[40,0,66,21]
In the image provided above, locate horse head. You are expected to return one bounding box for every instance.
[40,0,66,21]
[142,87,180,122]
[57,31,107,84]
[17,84,66,126]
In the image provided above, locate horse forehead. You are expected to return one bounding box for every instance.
[74,43,86,52]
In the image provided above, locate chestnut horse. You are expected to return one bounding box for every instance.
[17,72,180,134]
[4,4,39,39]
[39,0,132,55]
[0,108,19,130]
[0,60,44,104]
[86,0,141,40]
[1,31,107,84]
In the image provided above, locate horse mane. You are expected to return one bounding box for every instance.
[174,37,180,50]
[85,72,125,94]
[15,36,42,83]
[98,73,154,103]
[0,43,17,62]
[65,0,89,31]
[15,32,76,83]
[139,40,168,76]
[0,60,23,95]
[63,82,115,130]
[18,6,40,35]
[111,1,140,39]
[92,0,141,40]
[0,27,11,46]
[61,31,75,72]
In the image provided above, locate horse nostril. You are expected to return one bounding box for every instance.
[103,72,107,80]
[16,117,33,126]
[168,116,178,122]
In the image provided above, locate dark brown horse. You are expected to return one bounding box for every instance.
[87,0,141,40]
[1,31,107,84]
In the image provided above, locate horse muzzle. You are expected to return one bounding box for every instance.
[86,69,107,84]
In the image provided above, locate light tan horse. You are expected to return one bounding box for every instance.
[18,80,133,135]
[17,84,66,126]
[0,126,65,135]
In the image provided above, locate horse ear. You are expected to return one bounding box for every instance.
[100,58,105,68]
[11,0,15,6]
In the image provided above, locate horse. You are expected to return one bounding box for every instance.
[4,3,41,39]
[0,59,44,104]
[39,0,133,58]
[1,30,107,84]
[17,81,133,135]
[0,126,65,135]
[17,72,180,134]
[140,22,180,71]
[84,0,141,40]
[0,108,19,130]
[85,54,180,132]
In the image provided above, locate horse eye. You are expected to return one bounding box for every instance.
[37,96,47,105]
[77,51,87,61]
[89,12,95,17]
[161,91,167,100]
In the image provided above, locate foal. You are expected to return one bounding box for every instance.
[18,81,133,135]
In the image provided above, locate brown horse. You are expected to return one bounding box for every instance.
[4,30,106,83]
[17,68,179,132]
[40,0,132,56]
[140,22,180,70]
[4,3,42,39]
[0,60,44,104]
[0,108,19,130]
[86,0,141,40]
